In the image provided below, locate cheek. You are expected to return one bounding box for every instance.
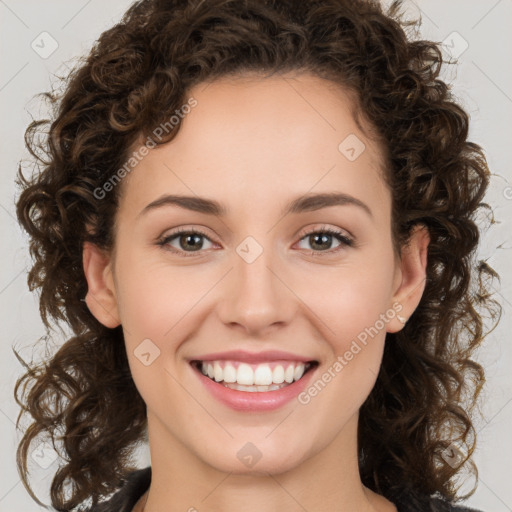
[115,241,397,349]
[114,250,206,339]
[115,236,396,372]
[294,255,397,347]
[294,266,395,432]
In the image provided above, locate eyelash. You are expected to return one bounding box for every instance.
[156,226,354,258]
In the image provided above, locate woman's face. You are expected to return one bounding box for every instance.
[85,72,427,476]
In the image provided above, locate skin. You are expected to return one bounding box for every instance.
[83,72,429,512]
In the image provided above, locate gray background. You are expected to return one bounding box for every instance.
[1,1,511,510]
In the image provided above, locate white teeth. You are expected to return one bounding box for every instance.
[272,365,285,383]
[254,364,273,385]
[293,363,306,381]
[223,382,289,392]
[198,360,311,388]
[214,361,223,382]
[237,363,254,385]
[284,365,295,383]
[223,363,237,383]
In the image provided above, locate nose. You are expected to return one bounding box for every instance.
[216,243,295,336]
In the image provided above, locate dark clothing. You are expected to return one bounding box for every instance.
[87,466,483,512]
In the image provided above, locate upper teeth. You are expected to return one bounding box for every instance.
[199,361,309,385]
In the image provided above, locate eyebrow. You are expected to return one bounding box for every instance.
[139,192,373,218]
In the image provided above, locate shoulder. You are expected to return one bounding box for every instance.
[85,467,151,512]
[392,487,484,512]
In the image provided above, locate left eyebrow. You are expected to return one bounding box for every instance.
[283,192,373,218]
[138,192,372,219]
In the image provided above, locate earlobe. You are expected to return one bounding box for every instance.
[82,242,121,328]
[387,224,430,333]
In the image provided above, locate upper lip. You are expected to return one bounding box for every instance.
[189,350,317,364]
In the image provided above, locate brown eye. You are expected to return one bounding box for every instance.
[158,229,215,255]
[296,228,353,254]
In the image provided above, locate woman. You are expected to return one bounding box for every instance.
[14,0,499,511]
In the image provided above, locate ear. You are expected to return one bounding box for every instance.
[82,242,121,328]
[387,224,430,333]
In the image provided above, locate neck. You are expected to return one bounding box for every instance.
[138,412,396,512]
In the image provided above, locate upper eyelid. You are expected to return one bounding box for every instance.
[298,224,353,239]
[159,225,352,240]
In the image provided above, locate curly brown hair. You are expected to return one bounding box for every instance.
[14,0,500,510]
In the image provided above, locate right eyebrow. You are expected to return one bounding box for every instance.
[138,195,226,217]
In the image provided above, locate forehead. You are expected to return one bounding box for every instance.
[118,73,390,221]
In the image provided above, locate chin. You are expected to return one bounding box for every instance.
[201,443,308,476]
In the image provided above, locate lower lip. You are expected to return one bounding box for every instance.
[191,363,318,412]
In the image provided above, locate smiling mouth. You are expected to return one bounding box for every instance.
[190,360,319,392]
